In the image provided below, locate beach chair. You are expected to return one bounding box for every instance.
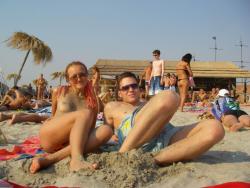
[0,128,8,144]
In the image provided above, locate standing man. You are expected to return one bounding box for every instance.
[36,74,47,100]
[149,50,164,96]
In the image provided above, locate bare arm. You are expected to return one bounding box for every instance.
[185,63,193,77]
[51,88,58,117]
[104,102,115,129]
[161,60,165,78]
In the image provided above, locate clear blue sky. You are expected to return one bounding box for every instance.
[0,0,250,86]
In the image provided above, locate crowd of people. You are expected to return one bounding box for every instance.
[0,50,250,174]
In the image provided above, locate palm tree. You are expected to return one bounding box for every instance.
[5,32,53,86]
[51,71,65,86]
[6,73,20,86]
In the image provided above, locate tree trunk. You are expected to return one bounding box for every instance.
[15,49,31,86]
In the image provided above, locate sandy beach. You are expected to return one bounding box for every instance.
[0,108,250,188]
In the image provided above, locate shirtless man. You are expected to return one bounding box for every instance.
[0,87,28,111]
[36,74,47,100]
[176,53,194,112]
[143,61,152,99]
[149,50,164,96]
[104,72,224,165]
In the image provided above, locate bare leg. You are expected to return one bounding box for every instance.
[39,109,103,171]
[223,115,244,132]
[0,112,13,122]
[30,125,113,173]
[8,113,49,125]
[178,80,189,112]
[238,115,250,129]
[119,91,180,152]
[154,119,224,165]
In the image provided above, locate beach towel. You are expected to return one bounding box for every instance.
[184,102,208,113]
[206,181,250,188]
[0,136,43,161]
[0,179,74,188]
[28,106,52,116]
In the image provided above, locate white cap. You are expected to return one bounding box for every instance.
[217,89,229,97]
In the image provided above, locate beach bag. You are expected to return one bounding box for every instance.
[189,77,196,87]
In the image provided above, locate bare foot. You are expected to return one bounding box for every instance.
[30,157,51,174]
[0,112,10,122]
[7,114,20,125]
[229,124,244,132]
[69,159,99,172]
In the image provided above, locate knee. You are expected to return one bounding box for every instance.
[76,109,94,119]
[204,119,225,143]
[155,90,180,110]
[97,125,113,142]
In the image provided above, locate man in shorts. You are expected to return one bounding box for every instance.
[104,72,225,165]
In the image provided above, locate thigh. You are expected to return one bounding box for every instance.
[222,115,238,127]
[40,109,93,146]
[238,115,250,127]
[169,119,221,144]
[134,91,179,138]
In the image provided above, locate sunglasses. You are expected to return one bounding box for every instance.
[153,54,159,57]
[119,83,139,91]
[69,72,88,82]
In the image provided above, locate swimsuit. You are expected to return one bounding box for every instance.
[117,104,181,153]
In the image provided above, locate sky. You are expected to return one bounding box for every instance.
[0,0,250,87]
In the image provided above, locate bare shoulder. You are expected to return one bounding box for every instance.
[105,101,121,111]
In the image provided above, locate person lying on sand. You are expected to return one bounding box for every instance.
[104,72,224,165]
[0,86,28,111]
[0,112,49,125]
[29,61,113,173]
[211,89,250,132]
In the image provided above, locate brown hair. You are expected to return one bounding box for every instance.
[65,61,88,82]
[152,49,161,55]
[117,72,138,88]
[64,61,97,109]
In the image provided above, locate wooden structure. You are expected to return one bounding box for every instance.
[90,59,250,92]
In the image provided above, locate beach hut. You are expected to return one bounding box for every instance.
[91,59,250,102]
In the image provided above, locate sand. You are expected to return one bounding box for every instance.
[0,108,250,187]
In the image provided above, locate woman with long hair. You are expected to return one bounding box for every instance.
[176,53,193,112]
[29,61,112,173]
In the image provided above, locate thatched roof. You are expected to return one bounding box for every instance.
[93,59,250,78]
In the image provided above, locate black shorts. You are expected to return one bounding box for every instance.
[224,110,248,118]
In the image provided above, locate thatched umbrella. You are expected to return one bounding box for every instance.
[5,32,53,86]
[51,71,65,86]
[6,73,20,86]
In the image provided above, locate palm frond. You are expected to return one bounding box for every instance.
[51,71,65,80]
[6,32,53,65]
[6,73,20,80]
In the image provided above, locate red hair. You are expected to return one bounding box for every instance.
[83,80,97,109]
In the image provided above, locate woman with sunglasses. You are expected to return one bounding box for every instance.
[30,61,113,173]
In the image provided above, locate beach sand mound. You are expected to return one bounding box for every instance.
[1,149,191,188]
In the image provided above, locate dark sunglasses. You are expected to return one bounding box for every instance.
[119,83,139,91]
[69,72,88,81]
